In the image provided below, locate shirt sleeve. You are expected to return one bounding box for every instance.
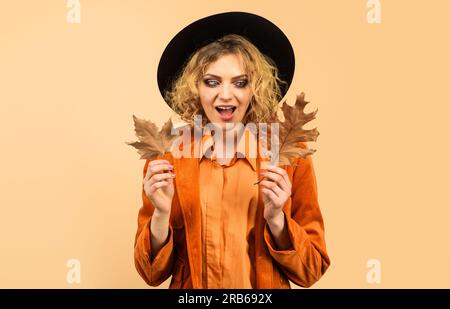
[134,159,174,286]
[263,144,331,287]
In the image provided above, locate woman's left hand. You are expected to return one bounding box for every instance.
[259,165,292,222]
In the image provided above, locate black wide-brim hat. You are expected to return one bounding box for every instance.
[157,11,295,108]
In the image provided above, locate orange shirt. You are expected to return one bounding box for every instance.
[198,128,259,288]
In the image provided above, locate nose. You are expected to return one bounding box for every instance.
[218,83,232,101]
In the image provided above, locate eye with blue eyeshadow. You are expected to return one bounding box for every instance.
[234,79,248,88]
[202,78,248,88]
[203,79,220,87]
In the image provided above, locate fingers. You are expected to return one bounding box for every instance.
[144,160,173,181]
[259,180,283,198]
[146,180,170,194]
[146,172,176,187]
[261,188,281,205]
[266,165,291,189]
[148,159,170,165]
[144,160,175,195]
[261,165,291,192]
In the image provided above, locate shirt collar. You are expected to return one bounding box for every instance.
[199,126,258,171]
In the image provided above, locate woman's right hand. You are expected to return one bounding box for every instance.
[143,159,175,215]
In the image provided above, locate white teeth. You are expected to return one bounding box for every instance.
[216,106,234,110]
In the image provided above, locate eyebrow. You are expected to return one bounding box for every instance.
[203,74,248,80]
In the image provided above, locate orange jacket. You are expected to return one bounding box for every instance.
[134,140,330,289]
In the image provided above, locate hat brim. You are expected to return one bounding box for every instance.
[157,11,295,107]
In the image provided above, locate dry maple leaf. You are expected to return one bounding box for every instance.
[271,92,319,166]
[126,115,180,160]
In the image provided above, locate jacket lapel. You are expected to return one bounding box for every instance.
[173,156,203,288]
[172,130,204,288]
[254,132,274,288]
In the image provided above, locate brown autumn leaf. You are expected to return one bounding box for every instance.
[271,92,319,166]
[125,115,180,160]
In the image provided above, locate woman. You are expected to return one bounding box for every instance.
[134,12,330,289]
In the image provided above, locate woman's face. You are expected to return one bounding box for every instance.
[197,53,252,129]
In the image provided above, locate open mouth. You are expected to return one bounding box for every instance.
[215,106,237,120]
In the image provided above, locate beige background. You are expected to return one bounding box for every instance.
[1,0,449,288]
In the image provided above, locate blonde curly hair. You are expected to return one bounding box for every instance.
[164,34,286,126]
